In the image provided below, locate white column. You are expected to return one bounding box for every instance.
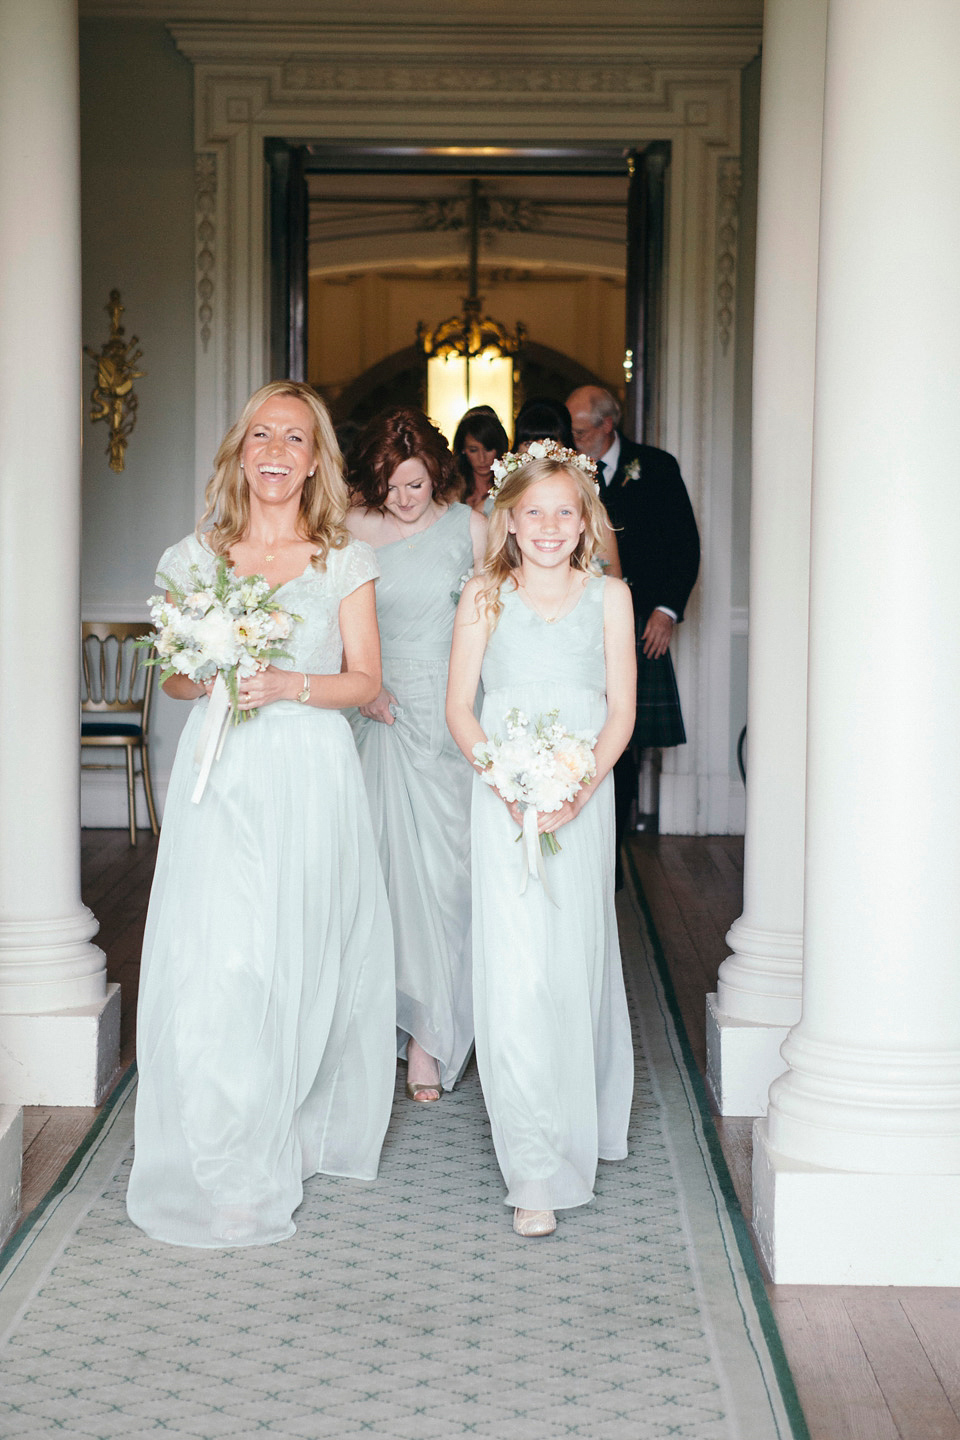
[753,0,960,1285]
[706,0,827,1115]
[0,0,119,1105]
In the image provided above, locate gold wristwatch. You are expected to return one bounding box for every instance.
[296,672,311,704]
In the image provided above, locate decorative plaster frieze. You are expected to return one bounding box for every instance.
[195,152,217,352]
[282,60,658,97]
[716,156,741,354]
[414,196,542,234]
[315,265,626,287]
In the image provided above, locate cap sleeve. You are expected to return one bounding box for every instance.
[154,533,215,593]
[333,538,379,600]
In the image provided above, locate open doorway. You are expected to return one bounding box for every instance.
[266,143,669,445]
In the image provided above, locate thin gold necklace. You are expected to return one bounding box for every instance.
[390,504,438,548]
[522,570,578,623]
[254,536,294,564]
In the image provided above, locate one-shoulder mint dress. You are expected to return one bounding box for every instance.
[350,504,475,1090]
[472,577,634,1212]
[127,534,396,1248]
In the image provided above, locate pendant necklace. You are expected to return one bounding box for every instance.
[523,570,577,624]
[391,504,436,549]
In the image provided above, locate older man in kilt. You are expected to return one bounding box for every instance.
[568,386,700,860]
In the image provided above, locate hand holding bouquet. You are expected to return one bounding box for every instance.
[143,555,300,722]
[473,708,597,901]
[141,554,302,802]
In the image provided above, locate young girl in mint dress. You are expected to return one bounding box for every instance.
[446,447,636,1238]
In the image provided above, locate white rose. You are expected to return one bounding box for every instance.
[192,609,241,667]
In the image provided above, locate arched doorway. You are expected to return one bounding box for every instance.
[266,143,669,445]
[321,339,607,432]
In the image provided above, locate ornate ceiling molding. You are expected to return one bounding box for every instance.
[169,20,761,76]
[86,0,760,19]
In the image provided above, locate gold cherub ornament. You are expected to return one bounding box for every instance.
[85,290,146,472]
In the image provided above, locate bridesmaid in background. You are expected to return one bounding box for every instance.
[453,405,509,512]
[512,395,575,452]
[347,407,487,1101]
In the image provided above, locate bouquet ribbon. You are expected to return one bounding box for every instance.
[518,805,559,908]
[191,673,231,804]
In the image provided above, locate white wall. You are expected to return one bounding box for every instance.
[80,20,196,822]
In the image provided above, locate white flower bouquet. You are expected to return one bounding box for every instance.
[141,554,302,803]
[473,708,597,901]
[143,555,300,721]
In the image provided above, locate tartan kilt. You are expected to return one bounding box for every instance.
[635,646,686,749]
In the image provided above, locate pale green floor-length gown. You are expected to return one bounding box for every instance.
[127,534,396,1248]
[351,503,475,1090]
[472,577,635,1212]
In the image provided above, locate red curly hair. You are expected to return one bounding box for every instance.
[347,407,460,511]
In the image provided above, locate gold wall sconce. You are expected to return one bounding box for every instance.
[84,290,146,473]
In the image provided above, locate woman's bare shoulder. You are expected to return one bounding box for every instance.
[345,506,386,543]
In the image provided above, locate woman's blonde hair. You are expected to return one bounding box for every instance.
[198,380,348,568]
[476,457,608,624]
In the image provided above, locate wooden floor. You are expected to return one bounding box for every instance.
[14,828,960,1440]
[630,834,960,1440]
[19,829,152,1217]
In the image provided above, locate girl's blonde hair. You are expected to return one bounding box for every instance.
[476,457,608,624]
[198,380,348,568]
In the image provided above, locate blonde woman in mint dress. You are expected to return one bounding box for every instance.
[126,382,396,1249]
[447,448,635,1238]
[347,407,486,1102]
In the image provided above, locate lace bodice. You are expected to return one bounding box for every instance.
[155,532,379,677]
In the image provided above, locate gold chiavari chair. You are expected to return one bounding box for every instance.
[80,621,159,846]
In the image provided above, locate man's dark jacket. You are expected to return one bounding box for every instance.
[600,436,700,624]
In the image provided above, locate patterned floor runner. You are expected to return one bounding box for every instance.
[0,875,807,1439]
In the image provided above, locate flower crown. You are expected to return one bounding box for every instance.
[490,439,599,499]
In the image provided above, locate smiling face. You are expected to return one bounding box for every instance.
[507,473,586,570]
[241,394,317,508]
[383,456,434,527]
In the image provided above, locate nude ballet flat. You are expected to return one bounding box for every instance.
[513,1208,557,1237]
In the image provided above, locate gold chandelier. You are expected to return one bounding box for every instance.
[417,179,525,442]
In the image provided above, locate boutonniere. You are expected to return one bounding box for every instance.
[622,459,642,486]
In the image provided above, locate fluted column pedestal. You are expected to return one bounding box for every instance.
[753,0,960,1284]
[706,0,826,1115]
[0,0,119,1107]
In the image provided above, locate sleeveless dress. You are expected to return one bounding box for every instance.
[350,504,475,1090]
[126,533,396,1248]
[472,577,634,1212]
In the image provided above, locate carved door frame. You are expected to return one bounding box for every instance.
[171,20,756,833]
[265,139,669,447]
